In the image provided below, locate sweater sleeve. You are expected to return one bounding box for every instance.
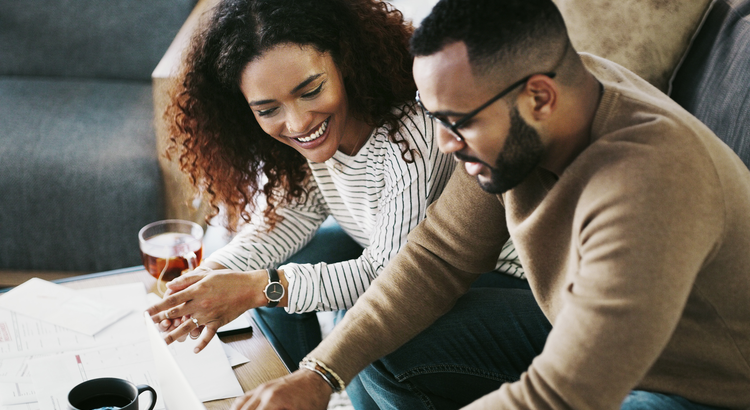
[465,125,726,408]
[205,177,329,272]
[311,115,726,409]
[308,166,510,382]
[283,109,457,312]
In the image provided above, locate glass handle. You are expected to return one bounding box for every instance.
[184,251,198,270]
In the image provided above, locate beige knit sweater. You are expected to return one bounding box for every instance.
[310,55,750,409]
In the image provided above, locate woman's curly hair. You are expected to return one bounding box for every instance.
[166,0,417,232]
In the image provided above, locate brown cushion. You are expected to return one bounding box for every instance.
[554,0,713,91]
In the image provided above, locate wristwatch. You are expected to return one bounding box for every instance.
[263,268,285,307]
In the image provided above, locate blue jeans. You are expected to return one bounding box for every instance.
[252,218,378,408]
[253,220,528,410]
[356,283,727,410]
[254,217,363,364]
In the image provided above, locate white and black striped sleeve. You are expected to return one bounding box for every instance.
[282,106,456,313]
[205,176,331,272]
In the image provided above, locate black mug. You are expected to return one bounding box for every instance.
[67,377,157,410]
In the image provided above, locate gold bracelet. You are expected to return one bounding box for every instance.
[299,356,345,392]
[299,360,337,391]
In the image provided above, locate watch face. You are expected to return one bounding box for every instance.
[265,282,285,301]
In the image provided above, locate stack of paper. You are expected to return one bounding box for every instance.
[0,279,248,410]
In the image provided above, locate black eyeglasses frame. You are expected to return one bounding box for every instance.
[415,72,556,141]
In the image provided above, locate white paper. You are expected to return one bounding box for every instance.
[0,282,243,409]
[221,342,250,367]
[0,279,131,336]
[168,335,244,401]
[144,293,246,399]
[24,284,242,409]
[9,283,156,410]
[0,400,39,410]
[0,356,36,410]
[28,340,166,410]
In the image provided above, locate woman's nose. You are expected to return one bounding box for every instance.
[285,106,314,134]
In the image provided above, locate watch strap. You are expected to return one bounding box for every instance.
[265,268,281,307]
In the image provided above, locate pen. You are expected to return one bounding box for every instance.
[76,354,87,380]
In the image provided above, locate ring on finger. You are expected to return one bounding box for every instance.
[165,311,170,320]
[191,317,199,327]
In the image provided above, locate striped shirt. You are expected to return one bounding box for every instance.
[207,104,524,313]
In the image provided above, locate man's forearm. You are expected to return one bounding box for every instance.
[308,167,509,382]
[308,242,477,382]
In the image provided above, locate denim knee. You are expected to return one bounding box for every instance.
[621,390,728,410]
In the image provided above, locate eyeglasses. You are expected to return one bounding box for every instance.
[415,72,556,141]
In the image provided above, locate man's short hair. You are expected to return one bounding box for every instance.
[411,0,568,76]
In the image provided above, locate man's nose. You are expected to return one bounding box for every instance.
[435,125,464,154]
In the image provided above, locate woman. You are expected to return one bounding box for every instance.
[147,0,524,406]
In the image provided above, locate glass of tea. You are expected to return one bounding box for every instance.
[138,219,204,291]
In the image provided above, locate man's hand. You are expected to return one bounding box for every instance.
[230,369,333,410]
[145,268,267,353]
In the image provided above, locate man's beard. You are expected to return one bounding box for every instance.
[457,106,545,194]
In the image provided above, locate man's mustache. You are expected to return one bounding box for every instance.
[453,152,491,168]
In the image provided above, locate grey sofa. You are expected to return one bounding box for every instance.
[0,0,198,276]
[1,0,746,286]
[670,0,750,169]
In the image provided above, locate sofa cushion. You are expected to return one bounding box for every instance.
[670,0,750,169]
[0,0,197,81]
[554,0,712,91]
[0,78,164,271]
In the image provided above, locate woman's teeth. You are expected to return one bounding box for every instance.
[296,119,329,142]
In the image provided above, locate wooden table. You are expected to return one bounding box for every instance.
[57,267,291,410]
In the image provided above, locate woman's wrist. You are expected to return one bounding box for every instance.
[251,269,289,308]
[200,260,226,270]
[277,268,289,307]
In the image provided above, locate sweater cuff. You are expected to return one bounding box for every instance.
[280,263,304,313]
[307,340,361,385]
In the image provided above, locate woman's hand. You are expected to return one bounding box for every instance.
[145,267,272,353]
[152,266,214,337]
[230,370,332,410]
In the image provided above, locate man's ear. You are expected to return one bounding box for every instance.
[523,74,557,121]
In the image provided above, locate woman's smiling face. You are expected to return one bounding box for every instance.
[240,43,367,163]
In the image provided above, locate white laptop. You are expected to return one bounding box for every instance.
[144,311,208,410]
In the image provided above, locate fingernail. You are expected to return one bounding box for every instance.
[194,347,200,354]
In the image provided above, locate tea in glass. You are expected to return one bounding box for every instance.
[138,220,204,283]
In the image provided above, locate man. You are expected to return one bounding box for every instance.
[230,0,750,409]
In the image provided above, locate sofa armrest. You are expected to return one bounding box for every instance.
[152,0,217,225]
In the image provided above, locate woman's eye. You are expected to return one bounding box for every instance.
[301,81,325,99]
[256,107,278,117]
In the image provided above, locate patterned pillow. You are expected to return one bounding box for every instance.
[554,0,712,91]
